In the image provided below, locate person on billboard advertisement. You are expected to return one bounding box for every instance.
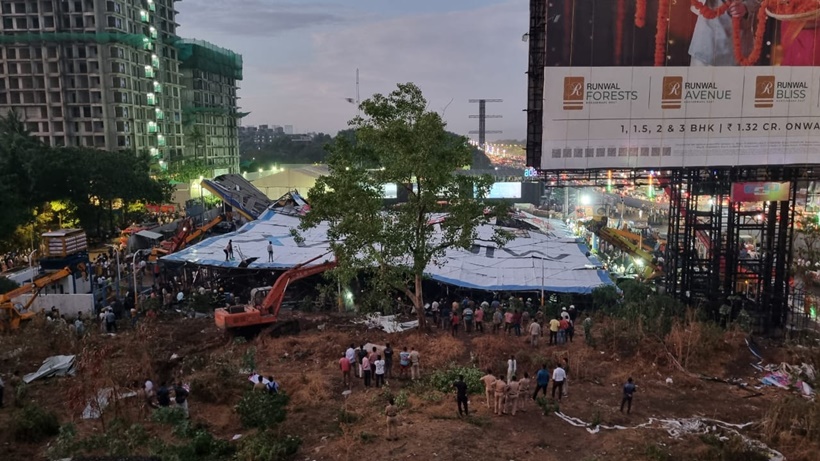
[545,0,789,67]
[781,18,820,66]
[689,0,759,66]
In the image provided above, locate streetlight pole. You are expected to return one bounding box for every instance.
[132,249,146,310]
[540,256,545,308]
[107,244,121,298]
[28,250,37,283]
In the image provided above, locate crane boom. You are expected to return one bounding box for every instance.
[0,266,73,304]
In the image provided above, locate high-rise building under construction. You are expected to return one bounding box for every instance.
[0,0,242,172]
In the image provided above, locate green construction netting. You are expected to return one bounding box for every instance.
[0,32,146,48]
[181,105,244,126]
[174,38,242,80]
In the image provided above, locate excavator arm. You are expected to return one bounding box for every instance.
[261,256,337,321]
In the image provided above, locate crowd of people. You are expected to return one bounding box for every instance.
[142,379,190,417]
[0,250,33,273]
[338,343,419,389]
[424,295,592,348]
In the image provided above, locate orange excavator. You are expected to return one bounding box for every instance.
[0,266,76,331]
[214,253,336,336]
[149,213,228,263]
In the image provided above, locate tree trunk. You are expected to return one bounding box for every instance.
[414,273,426,330]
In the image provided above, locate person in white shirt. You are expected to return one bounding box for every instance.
[431,300,440,326]
[144,379,155,408]
[374,355,386,388]
[528,320,542,347]
[551,364,566,401]
[560,307,570,321]
[506,355,517,383]
[267,241,274,262]
[345,344,358,377]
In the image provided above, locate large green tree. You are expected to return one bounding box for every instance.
[301,83,509,327]
[0,112,171,247]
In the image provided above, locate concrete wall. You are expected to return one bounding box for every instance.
[15,294,94,318]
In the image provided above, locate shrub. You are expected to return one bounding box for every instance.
[236,390,289,429]
[536,396,560,415]
[235,431,301,461]
[13,403,60,442]
[426,364,484,395]
[241,346,257,372]
[376,385,409,410]
[45,424,81,460]
[151,406,188,426]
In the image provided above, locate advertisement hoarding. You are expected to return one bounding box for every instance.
[730,182,791,202]
[486,182,522,199]
[541,1,820,171]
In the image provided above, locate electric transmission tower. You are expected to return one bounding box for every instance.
[468,99,503,148]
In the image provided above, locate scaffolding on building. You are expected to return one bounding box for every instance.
[174,38,243,80]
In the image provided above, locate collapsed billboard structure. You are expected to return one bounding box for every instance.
[162,205,613,295]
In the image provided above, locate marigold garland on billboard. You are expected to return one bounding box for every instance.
[541,0,820,170]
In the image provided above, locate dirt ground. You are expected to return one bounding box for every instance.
[0,313,817,461]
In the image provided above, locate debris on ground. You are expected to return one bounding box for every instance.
[554,412,784,461]
[760,362,817,397]
[354,313,418,333]
[23,355,76,383]
[82,387,139,419]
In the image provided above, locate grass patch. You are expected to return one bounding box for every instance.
[465,415,492,428]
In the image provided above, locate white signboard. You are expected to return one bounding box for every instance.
[486,182,522,199]
[542,66,820,170]
[382,183,398,199]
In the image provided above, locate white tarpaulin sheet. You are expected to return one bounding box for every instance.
[82,388,138,419]
[23,355,76,383]
[162,210,613,293]
[355,314,419,333]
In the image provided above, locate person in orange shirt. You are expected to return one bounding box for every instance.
[339,354,351,388]
[558,317,570,344]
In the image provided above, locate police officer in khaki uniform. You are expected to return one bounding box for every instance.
[385,398,399,440]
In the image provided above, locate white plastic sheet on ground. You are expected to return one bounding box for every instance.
[82,388,138,419]
[553,412,783,461]
[23,355,76,383]
[354,313,418,333]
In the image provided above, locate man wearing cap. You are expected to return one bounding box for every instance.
[568,305,578,322]
[560,307,570,321]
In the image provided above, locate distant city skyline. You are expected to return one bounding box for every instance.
[175,0,528,140]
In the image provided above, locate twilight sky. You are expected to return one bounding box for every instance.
[175,0,529,140]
